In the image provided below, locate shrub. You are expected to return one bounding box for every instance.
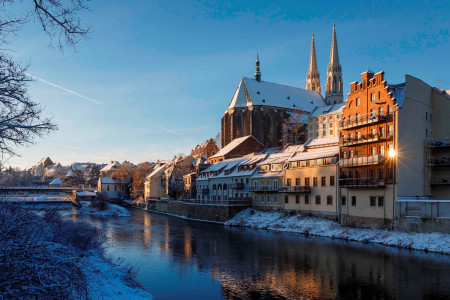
[0,201,104,299]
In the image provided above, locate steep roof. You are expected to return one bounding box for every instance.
[309,102,345,118]
[209,135,264,159]
[227,77,325,111]
[305,136,339,148]
[389,83,407,107]
[49,178,62,185]
[99,177,117,184]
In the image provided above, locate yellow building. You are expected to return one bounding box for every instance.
[283,142,339,219]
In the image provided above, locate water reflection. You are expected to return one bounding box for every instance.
[67,209,450,300]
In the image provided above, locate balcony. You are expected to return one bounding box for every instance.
[429,156,450,166]
[340,178,391,188]
[429,139,450,148]
[340,113,389,130]
[341,134,380,146]
[229,182,245,189]
[249,185,279,192]
[431,176,450,185]
[340,155,385,167]
[279,185,311,193]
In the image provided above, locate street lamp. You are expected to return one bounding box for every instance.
[388,148,396,229]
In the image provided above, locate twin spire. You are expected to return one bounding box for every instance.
[253,24,343,104]
[307,24,343,104]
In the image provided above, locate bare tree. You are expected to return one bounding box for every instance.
[131,162,153,199]
[281,111,309,146]
[214,131,221,148]
[0,1,91,160]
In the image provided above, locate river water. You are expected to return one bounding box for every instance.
[64,207,450,300]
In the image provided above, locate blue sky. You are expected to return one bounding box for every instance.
[6,0,450,168]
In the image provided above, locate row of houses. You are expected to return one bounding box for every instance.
[191,70,450,228]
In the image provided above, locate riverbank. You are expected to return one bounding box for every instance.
[225,209,450,255]
[82,252,152,299]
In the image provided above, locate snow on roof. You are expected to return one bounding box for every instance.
[309,102,345,118]
[100,161,122,172]
[288,146,339,162]
[147,164,166,178]
[49,178,62,185]
[227,77,325,112]
[99,177,117,184]
[258,145,300,165]
[209,135,264,159]
[388,83,406,107]
[305,136,339,147]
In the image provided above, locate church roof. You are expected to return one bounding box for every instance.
[309,102,345,118]
[227,77,325,112]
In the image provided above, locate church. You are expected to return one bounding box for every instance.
[221,25,344,148]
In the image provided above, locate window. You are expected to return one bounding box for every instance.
[273,180,278,190]
[341,196,346,206]
[321,176,326,187]
[305,195,310,204]
[315,195,321,205]
[330,176,335,186]
[327,195,333,205]
[267,195,271,203]
[330,130,333,135]
[357,132,361,140]
[370,108,376,117]
[350,150,354,158]
[371,147,376,155]
[343,152,347,159]
[370,196,376,207]
[246,178,249,184]
[274,196,278,203]
[430,113,432,123]
[378,196,384,207]
[284,195,289,204]
[426,111,428,121]
[388,125,394,136]
[379,106,384,116]
[286,178,292,186]
[260,180,264,187]
[305,178,310,186]
[380,146,385,156]
[254,181,258,189]
[352,196,356,206]
[295,178,301,186]
[260,196,265,203]
[370,92,375,101]
[296,195,300,204]
[356,97,360,106]
[356,113,361,123]
[313,177,318,187]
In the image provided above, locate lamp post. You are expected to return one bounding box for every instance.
[388,148,396,229]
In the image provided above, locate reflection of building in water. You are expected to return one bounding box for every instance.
[143,213,152,245]
[183,228,192,260]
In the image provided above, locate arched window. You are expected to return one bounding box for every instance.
[212,184,216,190]
[223,184,228,190]
[218,184,222,190]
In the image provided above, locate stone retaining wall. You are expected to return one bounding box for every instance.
[146,199,249,223]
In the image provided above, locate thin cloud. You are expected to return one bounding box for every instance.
[154,124,195,141]
[26,72,102,105]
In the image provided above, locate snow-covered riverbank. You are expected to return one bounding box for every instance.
[83,252,152,299]
[225,209,450,255]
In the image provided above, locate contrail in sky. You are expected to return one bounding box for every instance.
[25,72,102,105]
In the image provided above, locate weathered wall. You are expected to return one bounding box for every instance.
[145,199,249,223]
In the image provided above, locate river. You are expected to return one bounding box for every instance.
[64,207,450,300]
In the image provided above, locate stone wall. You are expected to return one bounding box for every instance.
[146,199,249,223]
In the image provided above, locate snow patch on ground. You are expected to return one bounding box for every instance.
[225,209,450,254]
[79,202,132,217]
[83,252,152,299]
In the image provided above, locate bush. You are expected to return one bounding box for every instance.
[0,201,104,299]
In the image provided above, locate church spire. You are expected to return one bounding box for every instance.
[306,33,321,93]
[325,24,343,104]
[254,50,261,82]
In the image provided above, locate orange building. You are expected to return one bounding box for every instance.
[339,70,397,227]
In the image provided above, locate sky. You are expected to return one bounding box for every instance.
[5,0,450,168]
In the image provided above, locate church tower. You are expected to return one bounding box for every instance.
[325,24,343,104]
[306,33,321,93]
[254,51,261,82]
